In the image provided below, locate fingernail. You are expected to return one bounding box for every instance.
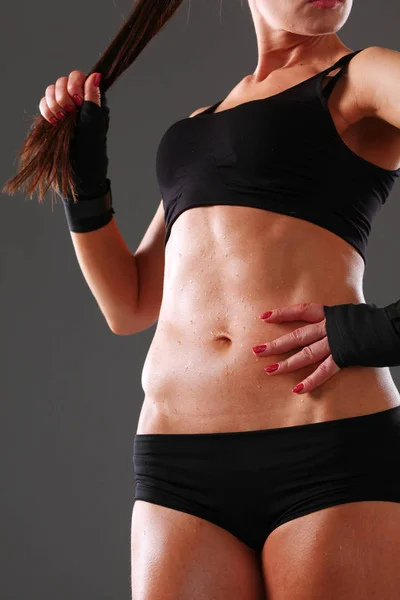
[265,363,279,374]
[64,104,75,113]
[293,384,304,394]
[50,117,58,125]
[73,94,84,107]
[57,111,66,120]
[260,311,273,320]
[94,73,102,87]
[252,345,267,354]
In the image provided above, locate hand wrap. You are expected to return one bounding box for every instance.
[62,93,114,233]
[323,300,400,368]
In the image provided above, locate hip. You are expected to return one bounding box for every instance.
[137,358,400,435]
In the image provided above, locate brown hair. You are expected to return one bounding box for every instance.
[2,0,185,205]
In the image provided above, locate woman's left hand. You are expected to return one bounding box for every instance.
[252,302,340,394]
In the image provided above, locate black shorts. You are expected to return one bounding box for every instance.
[133,404,400,554]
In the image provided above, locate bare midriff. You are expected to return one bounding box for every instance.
[137,204,400,435]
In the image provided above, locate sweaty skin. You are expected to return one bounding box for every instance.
[137,61,400,435]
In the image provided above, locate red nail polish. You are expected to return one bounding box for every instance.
[57,111,66,120]
[64,104,75,113]
[293,383,304,394]
[73,94,83,107]
[94,73,102,87]
[252,345,267,354]
[265,363,279,374]
[260,311,273,320]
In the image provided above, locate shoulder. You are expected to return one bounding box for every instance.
[188,106,213,118]
[350,46,400,127]
[351,44,400,69]
[349,45,400,84]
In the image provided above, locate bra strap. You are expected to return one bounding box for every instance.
[321,49,365,101]
[201,50,365,114]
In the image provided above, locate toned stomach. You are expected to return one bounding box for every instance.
[136,205,400,435]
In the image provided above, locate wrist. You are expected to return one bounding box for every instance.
[62,178,114,233]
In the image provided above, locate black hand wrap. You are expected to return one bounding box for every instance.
[62,93,114,233]
[323,300,400,368]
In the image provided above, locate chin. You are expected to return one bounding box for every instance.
[300,0,353,34]
[256,0,353,36]
[293,21,346,36]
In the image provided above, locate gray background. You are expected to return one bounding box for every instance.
[2,1,400,598]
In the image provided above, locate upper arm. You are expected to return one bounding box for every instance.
[353,46,400,129]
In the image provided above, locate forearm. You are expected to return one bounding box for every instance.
[69,216,139,333]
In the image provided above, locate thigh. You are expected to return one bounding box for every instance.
[131,500,266,600]
[261,501,400,600]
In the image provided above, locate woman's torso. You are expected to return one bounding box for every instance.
[137,49,400,435]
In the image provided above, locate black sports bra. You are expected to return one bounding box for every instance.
[155,49,400,264]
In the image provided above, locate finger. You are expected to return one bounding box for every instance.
[261,302,325,324]
[54,76,77,115]
[39,96,58,125]
[265,337,331,375]
[292,354,340,394]
[66,70,87,108]
[83,72,102,107]
[45,83,67,122]
[253,320,327,357]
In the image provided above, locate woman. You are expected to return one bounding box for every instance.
[6,0,400,598]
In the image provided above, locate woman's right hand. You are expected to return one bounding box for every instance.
[39,71,102,124]
[39,71,110,199]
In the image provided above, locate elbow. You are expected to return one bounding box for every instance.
[108,321,137,336]
[106,315,135,336]
[111,327,138,336]
[106,306,159,335]
[109,317,157,336]
[107,315,146,336]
